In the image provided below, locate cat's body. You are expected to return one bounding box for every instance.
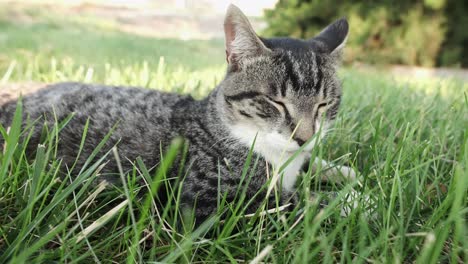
[0,5,353,222]
[0,82,283,220]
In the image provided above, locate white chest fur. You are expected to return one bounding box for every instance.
[229,123,307,191]
[265,150,307,191]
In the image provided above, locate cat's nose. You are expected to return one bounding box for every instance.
[293,137,306,146]
[292,126,314,147]
[292,118,314,147]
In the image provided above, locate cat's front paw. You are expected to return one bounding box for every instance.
[311,158,360,184]
[322,164,360,184]
[335,165,358,181]
[340,190,377,219]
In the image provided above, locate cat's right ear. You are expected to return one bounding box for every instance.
[309,18,349,56]
[224,4,271,69]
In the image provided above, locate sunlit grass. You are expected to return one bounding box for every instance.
[0,2,225,73]
[1,55,466,263]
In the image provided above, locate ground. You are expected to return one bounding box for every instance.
[0,2,466,263]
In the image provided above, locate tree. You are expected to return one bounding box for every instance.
[264,0,467,67]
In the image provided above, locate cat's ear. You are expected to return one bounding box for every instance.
[224,4,271,68]
[309,18,349,56]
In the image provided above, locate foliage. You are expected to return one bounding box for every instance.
[264,0,468,67]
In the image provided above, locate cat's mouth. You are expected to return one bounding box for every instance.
[284,144,314,154]
[229,123,319,154]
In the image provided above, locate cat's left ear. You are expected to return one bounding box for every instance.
[309,18,349,56]
[224,4,271,68]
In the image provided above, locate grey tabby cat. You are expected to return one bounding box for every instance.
[0,5,355,222]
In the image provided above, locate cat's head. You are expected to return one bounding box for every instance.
[217,4,348,156]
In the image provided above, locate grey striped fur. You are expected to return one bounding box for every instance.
[0,5,350,223]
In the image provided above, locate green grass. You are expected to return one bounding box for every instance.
[0,3,225,93]
[0,4,467,263]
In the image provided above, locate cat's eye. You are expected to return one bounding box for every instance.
[272,99,286,107]
[265,97,288,111]
[317,102,328,109]
[264,97,292,123]
[264,96,284,106]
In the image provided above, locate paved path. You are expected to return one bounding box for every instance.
[354,64,468,83]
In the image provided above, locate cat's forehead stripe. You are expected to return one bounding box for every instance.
[272,50,324,96]
[276,52,300,95]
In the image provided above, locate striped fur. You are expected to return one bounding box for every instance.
[0,5,350,223]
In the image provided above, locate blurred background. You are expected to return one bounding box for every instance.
[0,0,467,86]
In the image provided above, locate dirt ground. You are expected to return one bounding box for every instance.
[0,82,46,105]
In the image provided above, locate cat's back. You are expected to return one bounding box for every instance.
[0,82,196,174]
[1,82,191,126]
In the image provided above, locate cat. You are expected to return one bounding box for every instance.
[0,5,355,223]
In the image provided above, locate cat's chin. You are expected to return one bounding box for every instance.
[229,124,296,149]
[229,125,325,159]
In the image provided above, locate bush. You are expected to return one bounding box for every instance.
[264,0,468,67]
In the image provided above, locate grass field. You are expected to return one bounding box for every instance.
[0,3,467,263]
